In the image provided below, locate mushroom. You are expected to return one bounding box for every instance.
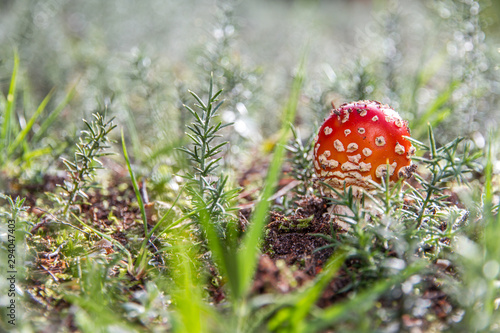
[313,100,417,227]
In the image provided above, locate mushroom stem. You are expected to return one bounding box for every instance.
[326,203,354,231]
[324,187,380,231]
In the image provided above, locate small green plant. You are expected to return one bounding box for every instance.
[405,124,481,237]
[119,129,191,279]
[165,58,305,332]
[445,138,500,332]
[0,194,28,332]
[179,75,239,236]
[312,184,391,285]
[300,127,483,330]
[58,111,116,217]
[62,256,139,333]
[0,194,27,223]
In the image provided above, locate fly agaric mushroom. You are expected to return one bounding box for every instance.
[313,100,416,194]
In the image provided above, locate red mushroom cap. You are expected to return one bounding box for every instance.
[313,100,416,190]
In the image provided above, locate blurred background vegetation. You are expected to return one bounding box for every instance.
[1,0,500,332]
[1,0,499,151]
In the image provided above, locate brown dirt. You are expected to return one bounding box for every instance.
[263,195,339,272]
[6,171,457,329]
[251,194,357,304]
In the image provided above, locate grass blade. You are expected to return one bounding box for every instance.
[121,129,148,237]
[32,80,78,143]
[147,185,186,239]
[1,52,19,151]
[71,212,133,261]
[7,88,55,157]
[267,250,346,332]
[238,54,306,298]
[307,262,424,332]
[412,81,458,139]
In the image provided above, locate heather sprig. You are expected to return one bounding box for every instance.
[179,75,238,233]
[405,124,481,230]
[59,112,116,217]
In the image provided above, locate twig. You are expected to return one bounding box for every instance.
[48,241,67,259]
[40,264,59,283]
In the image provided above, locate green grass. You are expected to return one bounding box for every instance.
[1,1,500,332]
